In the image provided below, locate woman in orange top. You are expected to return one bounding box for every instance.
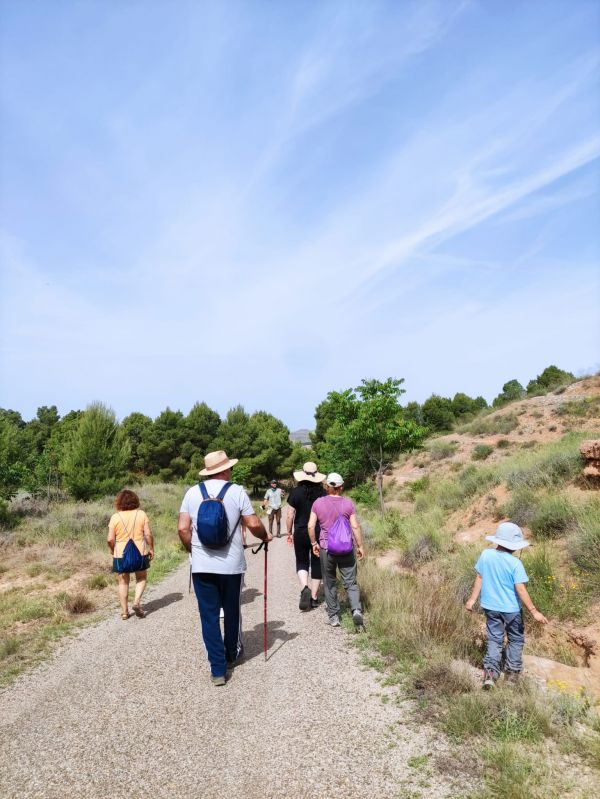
[107,489,154,619]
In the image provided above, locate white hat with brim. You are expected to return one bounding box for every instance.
[485,521,530,551]
[293,461,326,484]
[199,450,239,477]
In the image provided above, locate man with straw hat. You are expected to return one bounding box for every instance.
[465,521,548,689]
[178,450,271,686]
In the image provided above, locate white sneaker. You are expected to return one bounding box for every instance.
[328,615,341,627]
[352,609,364,626]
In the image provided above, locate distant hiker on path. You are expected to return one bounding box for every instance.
[263,479,284,537]
[107,489,154,620]
[178,450,271,686]
[287,461,326,611]
[309,472,365,628]
[465,521,548,689]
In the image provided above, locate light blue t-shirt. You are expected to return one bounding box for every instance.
[475,548,529,613]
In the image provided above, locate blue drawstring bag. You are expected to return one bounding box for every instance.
[120,537,145,572]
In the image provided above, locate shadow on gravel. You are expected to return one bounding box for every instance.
[143,592,183,615]
[241,588,261,605]
[243,619,298,663]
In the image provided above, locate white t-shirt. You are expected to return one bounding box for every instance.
[180,480,254,574]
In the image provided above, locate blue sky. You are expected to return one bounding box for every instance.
[1,0,599,430]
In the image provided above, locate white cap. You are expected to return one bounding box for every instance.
[326,472,344,487]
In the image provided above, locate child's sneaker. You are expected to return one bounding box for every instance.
[327,615,341,627]
[352,609,364,626]
[482,670,497,690]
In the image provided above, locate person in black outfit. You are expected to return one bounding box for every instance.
[286,461,326,611]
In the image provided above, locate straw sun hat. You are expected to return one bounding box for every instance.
[293,461,326,483]
[199,450,239,476]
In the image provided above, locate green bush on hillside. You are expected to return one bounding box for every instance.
[458,413,519,436]
[427,440,458,461]
[472,444,494,461]
[570,500,600,594]
[530,495,576,539]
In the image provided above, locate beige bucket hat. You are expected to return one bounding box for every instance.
[199,450,239,476]
[293,461,326,484]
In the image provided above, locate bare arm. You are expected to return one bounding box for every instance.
[308,511,320,555]
[349,513,365,560]
[242,513,272,543]
[464,574,482,611]
[107,521,116,554]
[515,583,548,624]
[144,518,154,559]
[286,506,296,547]
[178,512,192,553]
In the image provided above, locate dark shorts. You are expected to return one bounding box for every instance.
[112,555,151,574]
[293,528,322,580]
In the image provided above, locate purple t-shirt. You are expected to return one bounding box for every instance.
[311,496,356,549]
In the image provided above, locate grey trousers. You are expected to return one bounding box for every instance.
[320,548,362,619]
[484,610,525,676]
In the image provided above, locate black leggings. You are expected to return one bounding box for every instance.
[293,528,322,580]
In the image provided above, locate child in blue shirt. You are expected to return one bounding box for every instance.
[465,521,548,688]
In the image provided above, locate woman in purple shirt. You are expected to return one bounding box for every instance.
[308,472,365,627]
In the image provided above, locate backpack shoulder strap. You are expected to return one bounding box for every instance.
[199,482,209,500]
[216,482,231,500]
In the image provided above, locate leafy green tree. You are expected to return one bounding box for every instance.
[315,378,427,515]
[312,390,357,444]
[211,405,253,458]
[121,412,153,473]
[22,406,60,456]
[182,402,221,469]
[0,415,28,500]
[527,365,575,396]
[61,403,130,500]
[403,401,424,426]
[493,379,526,407]
[421,394,455,432]
[137,408,187,479]
[451,392,488,420]
[247,411,292,487]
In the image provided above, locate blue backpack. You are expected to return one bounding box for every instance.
[197,482,236,549]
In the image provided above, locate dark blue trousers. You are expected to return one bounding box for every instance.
[192,572,243,678]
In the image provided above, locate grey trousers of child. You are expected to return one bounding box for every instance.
[320,548,362,619]
[484,610,525,676]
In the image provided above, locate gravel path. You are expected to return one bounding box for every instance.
[0,510,467,798]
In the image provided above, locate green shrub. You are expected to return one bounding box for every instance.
[530,495,576,539]
[349,482,379,508]
[458,413,519,436]
[427,440,458,461]
[444,683,551,742]
[570,500,600,593]
[473,444,494,461]
[502,437,584,491]
[402,529,442,567]
[87,574,110,590]
[500,488,539,527]
[522,545,589,620]
[407,475,430,497]
[555,396,600,418]
[496,439,511,449]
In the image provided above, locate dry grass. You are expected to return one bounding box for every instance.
[0,482,186,685]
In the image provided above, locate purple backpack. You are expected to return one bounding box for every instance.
[327,513,353,555]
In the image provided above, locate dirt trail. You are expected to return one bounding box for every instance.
[0,509,467,799]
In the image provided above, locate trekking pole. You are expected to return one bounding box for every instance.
[247,540,269,660]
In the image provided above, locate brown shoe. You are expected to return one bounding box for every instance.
[132,605,146,618]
